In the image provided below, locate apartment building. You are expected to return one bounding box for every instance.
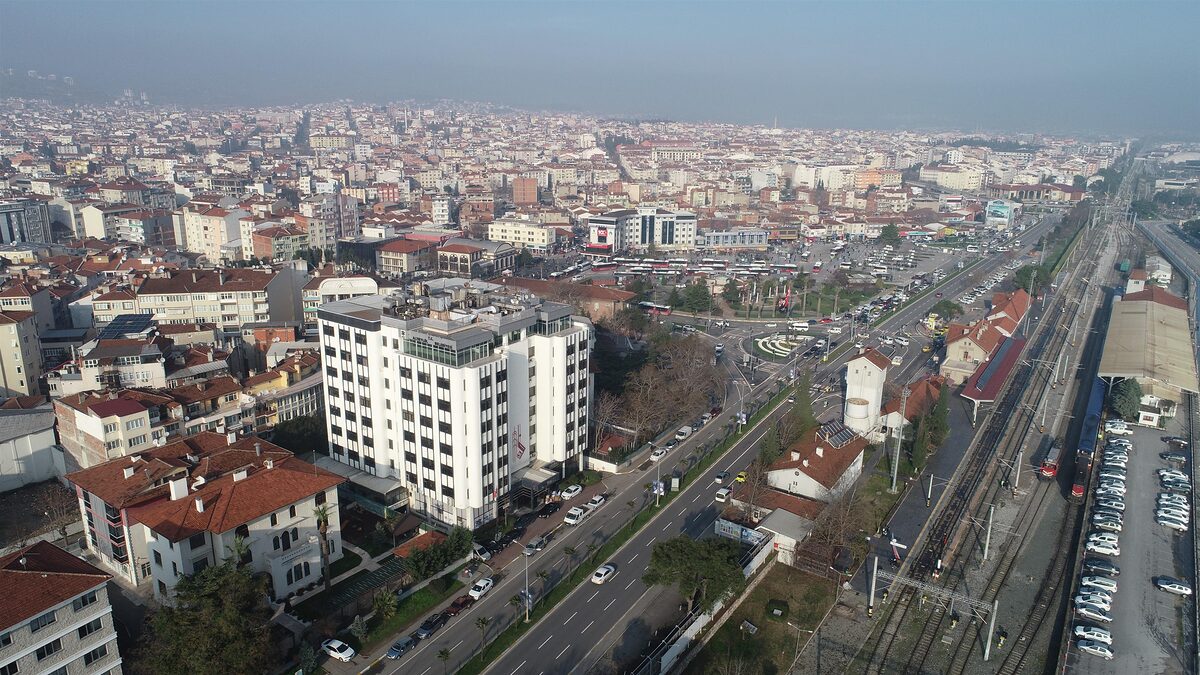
[244,350,323,430]
[67,432,345,603]
[179,204,250,263]
[512,177,538,206]
[488,215,560,253]
[302,275,379,337]
[375,239,435,277]
[436,239,516,278]
[0,310,41,397]
[0,542,123,675]
[122,268,303,334]
[0,197,52,244]
[586,206,697,254]
[110,209,176,246]
[299,193,361,252]
[55,389,178,471]
[46,330,173,397]
[251,225,307,262]
[316,283,592,528]
[0,281,56,333]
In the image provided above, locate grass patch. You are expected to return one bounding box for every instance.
[559,469,604,488]
[328,548,363,579]
[683,565,837,675]
[363,574,463,650]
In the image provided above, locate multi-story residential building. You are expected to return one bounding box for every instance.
[123,268,304,334]
[0,541,123,675]
[46,329,173,397]
[67,432,345,603]
[55,389,179,471]
[244,350,323,431]
[585,206,698,254]
[299,193,361,252]
[301,275,379,337]
[697,227,770,251]
[0,281,56,333]
[110,209,176,246]
[0,197,52,244]
[316,282,592,528]
[375,239,435,277]
[0,310,41,397]
[488,215,560,253]
[179,203,250,264]
[251,225,307,262]
[512,177,538,206]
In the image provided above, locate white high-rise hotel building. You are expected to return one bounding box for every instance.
[317,282,592,528]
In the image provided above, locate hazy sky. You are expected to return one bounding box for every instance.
[2,1,1198,136]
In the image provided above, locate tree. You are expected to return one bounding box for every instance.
[722,279,741,306]
[667,286,683,309]
[910,415,931,471]
[929,299,964,320]
[298,642,318,674]
[880,223,901,244]
[437,647,452,675]
[563,546,578,577]
[681,282,714,313]
[1072,175,1088,189]
[828,270,851,316]
[349,614,368,643]
[475,615,492,654]
[35,482,78,543]
[1109,379,1142,420]
[516,249,535,268]
[313,504,333,592]
[270,414,328,457]
[642,537,746,613]
[135,562,272,675]
[1014,265,1048,294]
[780,373,818,445]
[757,426,782,466]
[927,383,951,447]
[537,569,550,596]
[373,589,398,620]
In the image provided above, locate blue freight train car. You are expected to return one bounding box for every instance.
[1071,377,1106,499]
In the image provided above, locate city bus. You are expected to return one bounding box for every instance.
[637,302,673,316]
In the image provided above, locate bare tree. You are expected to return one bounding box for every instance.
[591,392,623,456]
[36,483,79,543]
[739,460,771,525]
[806,485,864,573]
[622,365,668,443]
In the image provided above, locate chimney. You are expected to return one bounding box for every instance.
[226,431,237,444]
[802,458,809,468]
[123,466,136,479]
[191,270,198,283]
[207,349,214,362]
[790,450,800,461]
[233,468,248,482]
[815,447,824,458]
[168,477,188,500]
[264,459,275,470]
[254,442,262,456]
[218,269,225,285]
[194,497,205,513]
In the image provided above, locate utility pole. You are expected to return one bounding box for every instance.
[890,387,911,493]
[868,556,878,617]
[983,504,994,561]
[523,551,530,622]
[1012,448,1023,495]
[926,472,934,507]
[983,599,999,661]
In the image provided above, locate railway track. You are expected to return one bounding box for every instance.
[858,221,1108,675]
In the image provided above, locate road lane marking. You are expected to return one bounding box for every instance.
[566,611,577,624]
[589,590,599,602]
[451,639,463,651]
[539,635,553,649]
[604,598,615,611]
[510,661,526,675]
[558,646,570,659]
[662,522,671,532]
[628,553,637,563]
[648,536,656,545]
[418,668,430,675]
[584,620,595,632]
[625,578,637,589]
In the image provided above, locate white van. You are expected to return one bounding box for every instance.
[789,321,810,331]
[564,506,589,526]
[828,325,843,335]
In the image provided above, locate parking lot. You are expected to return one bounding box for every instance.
[1068,420,1195,673]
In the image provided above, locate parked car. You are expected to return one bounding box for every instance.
[1073,625,1112,645]
[468,577,494,600]
[386,636,417,659]
[1154,576,1193,595]
[586,494,607,510]
[322,639,356,663]
[523,535,548,555]
[538,501,562,518]
[650,448,668,461]
[560,484,583,500]
[445,594,476,617]
[1075,604,1112,623]
[1080,576,1118,593]
[1077,641,1115,660]
[414,613,448,640]
[714,471,729,484]
[1161,452,1188,463]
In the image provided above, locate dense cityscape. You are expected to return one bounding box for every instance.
[1,3,1199,675]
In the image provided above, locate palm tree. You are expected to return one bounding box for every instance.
[563,546,577,577]
[475,615,492,657]
[537,570,550,599]
[437,648,451,675]
[313,504,332,592]
[225,535,250,568]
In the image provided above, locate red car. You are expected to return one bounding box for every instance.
[445,594,476,617]
[819,317,833,324]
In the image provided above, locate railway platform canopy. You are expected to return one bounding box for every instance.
[1098,288,1199,398]
[961,336,1027,421]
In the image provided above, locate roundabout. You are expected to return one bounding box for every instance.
[753,332,810,358]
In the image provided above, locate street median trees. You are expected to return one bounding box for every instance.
[642,537,746,614]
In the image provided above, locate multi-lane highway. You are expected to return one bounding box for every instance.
[333,214,1061,675]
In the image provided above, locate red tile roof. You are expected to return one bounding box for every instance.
[768,428,868,489]
[379,239,435,254]
[881,376,945,419]
[393,530,447,558]
[0,542,110,632]
[438,243,483,255]
[1123,286,1188,311]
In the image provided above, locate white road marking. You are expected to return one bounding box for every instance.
[566,611,577,624]
[557,646,570,659]
[662,522,671,532]
[451,639,463,651]
[604,598,615,611]
[584,620,595,632]
[418,668,430,675]
[625,578,637,590]
[648,536,656,545]
[627,553,637,563]
[539,635,553,649]
[511,661,527,675]
[589,590,599,602]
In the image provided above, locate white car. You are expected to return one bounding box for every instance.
[468,577,494,600]
[1158,517,1189,532]
[650,448,668,461]
[715,487,732,503]
[1077,640,1115,660]
[1106,426,1133,436]
[1160,497,1189,508]
[1074,594,1112,611]
[1087,532,1118,544]
[1096,483,1125,496]
[1156,508,1188,521]
[1092,520,1121,533]
[586,494,607,510]
[895,337,910,346]
[1106,438,1133,447]
[1154,577,1193,595]
[1097,499,1125,512]
[882,337,894,345]
[560,484,583,500]
[1159,469,1188,481]
[1092,509,1123,523]
[1074,625,1112,645]
[321,639,357,663]
[1086,541,1120,556]
[1076,604,1113,623]
[591,564,616,585]
[1080,576,1118,593]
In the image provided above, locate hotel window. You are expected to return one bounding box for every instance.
[73,590,98,612]
[29,610,56,633]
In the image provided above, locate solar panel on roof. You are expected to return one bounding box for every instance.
[97,313,155,340]
[820,420,856,448]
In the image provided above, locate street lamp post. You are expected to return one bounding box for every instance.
[523,550,530,623]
